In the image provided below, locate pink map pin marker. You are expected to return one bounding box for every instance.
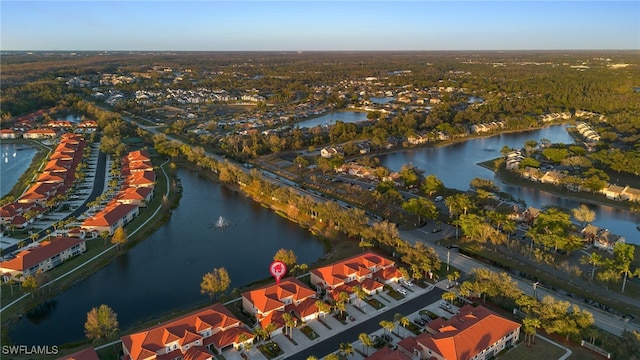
[270,261,287,285]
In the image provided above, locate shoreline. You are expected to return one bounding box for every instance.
[1,139,51,201]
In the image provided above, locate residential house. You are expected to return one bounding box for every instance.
[622,186,640,202]
[56,347,99,360]
[368,347,412,360]
[121,303,254,360]
[397,305,520,360]
[582,225,625,253]
[0,129,18,139]
[23,128,57,139]
[521,207,541,225]
[505,150,524,170]
[81,202,140,236]
[116,187,154,207]
[241,277,317,334]
[600,184,627,200]
[0,237,86,281]
[407,134,430,145]
[125,171,156,188]
[320,146,342,159]
[310,252,403,301]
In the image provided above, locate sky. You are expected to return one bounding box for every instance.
[1,1,639,51]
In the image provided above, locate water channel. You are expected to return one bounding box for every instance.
[295,111,370,129]
[377,124,640,244]
[8,168,325,346]
[1,143,38,198]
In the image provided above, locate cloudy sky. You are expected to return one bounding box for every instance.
[2,1,638,51]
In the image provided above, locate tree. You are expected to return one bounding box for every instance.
[380,320,395,335]
[273,248,297,268]
[315,300,331,318]
[324,354,339,360]
[335,291,350,317]
[359,333,374,355]
[352,285,367,312]
[84,304,119,344]
[339,342,354,358]
[580,252,603,280]
[421,175,444,195]
[402,197,438,226]
[111,226,127,250]
[293,155,309,176]
[399,316,410,336]
[613,242,636,293]
[572,204,596,228]
[200,267,231,302]
[442,291,457,305]
[282,312,296,337]
[522,317,541,346]
[100,231,110,246]
[22,274,38,298]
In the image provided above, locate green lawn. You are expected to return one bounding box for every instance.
[300,326,320,340]
[500,338,601,360]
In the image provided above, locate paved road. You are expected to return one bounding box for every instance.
[287,288,445,360]
[4,149,107,254]
[121,111,640,337]
[401,228,640,336]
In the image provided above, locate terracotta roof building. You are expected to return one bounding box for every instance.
[397,305,520,360]
[121,303,253,360]
[0,237,86,280]
[242,277,317,334]
[310,251,403,300]
[81,202,139,236]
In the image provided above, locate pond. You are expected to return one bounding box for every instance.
[8,168,325,346]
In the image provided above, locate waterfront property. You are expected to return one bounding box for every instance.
[0,237,86,281]
[81,202,139,236]
[397,305,520,360]
[121,303,254,360]
[581,224,626,253]
[23,128,57,139]
[242,277,318,335]
[310,251,404,301]
[0,129,18,139]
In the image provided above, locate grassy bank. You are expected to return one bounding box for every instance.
[1,139,51,202]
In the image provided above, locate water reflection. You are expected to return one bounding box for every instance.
[378,124,640,243]
[8,168,325,346]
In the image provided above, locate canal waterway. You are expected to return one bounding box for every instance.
[377,124,640,244]
[8,168,325,346]
[1,143,38,198]
[295,111,370,128]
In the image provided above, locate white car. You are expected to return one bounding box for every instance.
[435,195,444,202]
[397,288,407,295]
[403,280,413,287]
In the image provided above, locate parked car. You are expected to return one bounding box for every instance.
[414,318,426,326]
[439,300,452,309]
[420,315,432,323]
[381,334,393,342]
[397,288,407,295]
[435,195,443,202]
[403,280,413,287]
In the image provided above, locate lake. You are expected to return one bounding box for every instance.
[377,124,640,244]
[295,111,370,128]
[8,168,325,346]
[1,143,38,198]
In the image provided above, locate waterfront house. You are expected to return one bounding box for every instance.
[582,225,625,253]
[23,128,57,139]
[320,146,343,158]
[121,303,254,360]
[116,187,154,207]
[125,171,156,188]
[397,305,520,360]
[600,184,627,200]
[310,251,403,301]
[0,237,86,281]
[241,277,317,335]
[81,202,140,236]
[0,129,18,139]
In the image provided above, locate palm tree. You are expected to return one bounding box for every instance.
[580,252,603,280]
[379,320,394,335]
[522,317,541,346]
[399,317,410,336]
[339,342,353,358]
[358,333,373,356]
[352,285,367,312]
[442,291,458,305]
[315,300,331,319]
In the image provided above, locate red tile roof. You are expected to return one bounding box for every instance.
[0,237,85,271]
[242,277,315,315]
[401,305,521,360]
[56,347,99,360]
[367,347,411,360]
[121,304,248,360]
[82,203,138,227]
[311,251,396,287]
[117,187,153,202]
